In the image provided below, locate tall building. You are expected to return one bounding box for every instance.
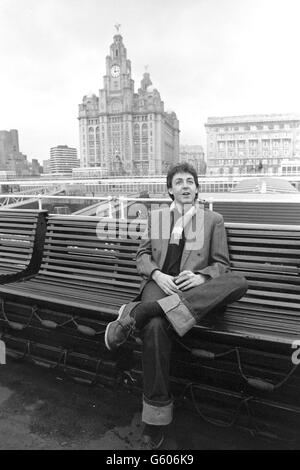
[30,159,43,176]
[0,129,30,176]
[0,129,18,168]
[205,114,300,176]
[50,145,79,174]
[179,145,206,174]
[78,30,179,176]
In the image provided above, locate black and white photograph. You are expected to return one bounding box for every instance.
[0,0,300,454]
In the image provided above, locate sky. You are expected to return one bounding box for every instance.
[0,0,300,163]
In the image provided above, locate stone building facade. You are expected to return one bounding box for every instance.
[205,114,300,176]
[78,32,179,176]
[179,145,206,174]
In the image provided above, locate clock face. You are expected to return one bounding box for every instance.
[111,65,120,78]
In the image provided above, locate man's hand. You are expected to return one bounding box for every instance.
[152,270,178,295]
[174,270,207,291]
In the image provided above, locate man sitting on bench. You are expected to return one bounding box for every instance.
[105,162,248,449]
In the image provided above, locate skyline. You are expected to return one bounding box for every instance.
[1,0,300,163]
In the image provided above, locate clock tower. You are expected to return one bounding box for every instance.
[100,32,135,114]
[97,31,135,174]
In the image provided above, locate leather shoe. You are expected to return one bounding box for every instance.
[104,302,138,351]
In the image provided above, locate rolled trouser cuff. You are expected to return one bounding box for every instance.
[157,293,196,337]
[142,399,173,425]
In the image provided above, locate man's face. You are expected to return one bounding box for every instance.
[168,171,198,206]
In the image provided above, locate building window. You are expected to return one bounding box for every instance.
[133,123,140,160]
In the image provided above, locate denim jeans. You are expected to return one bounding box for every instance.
[139,272,248,425]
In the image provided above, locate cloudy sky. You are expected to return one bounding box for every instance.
[0,0,300,163]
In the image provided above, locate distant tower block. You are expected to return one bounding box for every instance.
[50,145,79,174]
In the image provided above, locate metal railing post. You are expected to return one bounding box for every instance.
[119,196,127,220]
[108,196,113,218]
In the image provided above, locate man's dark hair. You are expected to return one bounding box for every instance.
[166,162,199,200]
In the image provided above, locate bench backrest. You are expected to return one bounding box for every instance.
[0,209,47,280]
[226,222,300,274]
[227,222,300,294]
[40,216,300,284]
[222,223,300,342]
[39,215,145,299]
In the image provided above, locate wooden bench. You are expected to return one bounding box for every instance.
[0,215,144,385]
[0,209,47,283]
[0,216,300,438]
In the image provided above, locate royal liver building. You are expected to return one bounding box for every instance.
[78,29,179,176]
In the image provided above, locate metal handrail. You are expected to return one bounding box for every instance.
[1,193,300,214]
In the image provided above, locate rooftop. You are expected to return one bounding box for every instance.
[231,177,298,194]
[206,114,300,126]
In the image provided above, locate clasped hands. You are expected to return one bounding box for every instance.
[152,270,207,296]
